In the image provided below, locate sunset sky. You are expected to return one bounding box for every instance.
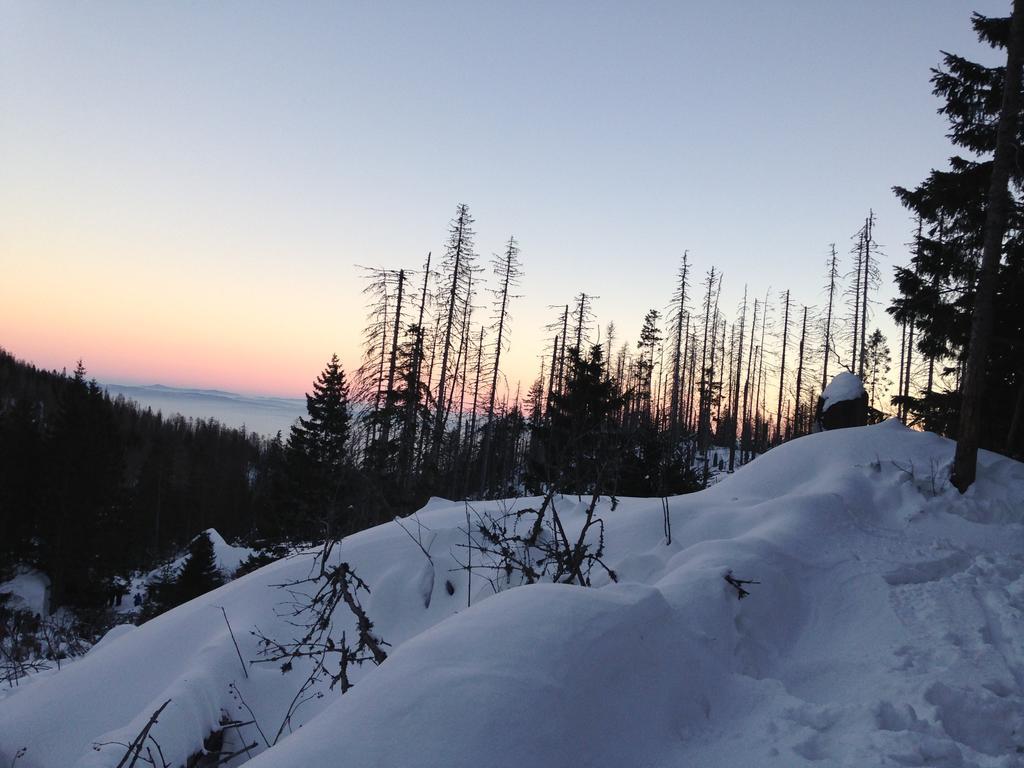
[0,1,1007,397]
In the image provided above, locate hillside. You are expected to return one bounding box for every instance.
[1,420,1022,767]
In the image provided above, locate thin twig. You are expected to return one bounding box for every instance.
[217,606,248,679]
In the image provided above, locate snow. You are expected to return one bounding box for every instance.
[164,528,253,578]
[0,568,51,617]
[820,371,866,413]
[2,421,1023,767]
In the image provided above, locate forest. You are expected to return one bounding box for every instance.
[1,12,1022,621]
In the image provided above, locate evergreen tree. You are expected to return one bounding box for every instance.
[864,329,892,413]
[892,11,1024,464]
[0,399,43,572]
[176,530,224,603]
[636,309,663,426]
[42,364,126,608]
[286,355,352,535]
[529,345,623,494]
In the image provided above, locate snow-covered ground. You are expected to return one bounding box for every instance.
[114,528,254,614]
[0,568,51,617]
[2,420,1022,767]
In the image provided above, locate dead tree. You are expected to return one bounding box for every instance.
[479,237,523,497]
[571,292,598,354]
[775,289,791,444]
[430,204,476,472]
[378,268,407,465]
[667,252,690,442]
[792,305,808,438]
[399,253,432,484]
[858,211,879,377]
[460,492,618,590]
[729,287,747,471]
[697,267,717,455]
[822,244,838,390]
[848,227,864,372]
[741,298,759,464]
[253,540,388,716]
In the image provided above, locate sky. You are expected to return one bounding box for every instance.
[0,1,1010,397]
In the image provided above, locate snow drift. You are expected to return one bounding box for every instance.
[2,420,1022,767]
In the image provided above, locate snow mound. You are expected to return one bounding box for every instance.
[820,371,866,412]
[162,528,253,578]
[0,568,51,617]
[2,422,1022,768]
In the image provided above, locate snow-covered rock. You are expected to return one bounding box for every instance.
[817,372,869,431]
[0,568,51,617]
[2,421,1022,768]
[820,371,866,413]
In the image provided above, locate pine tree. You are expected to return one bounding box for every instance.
[530,345,623,494]
[864,329,892,413]
[175,530,224,603]
[42,362,126,607]
[892,10,1024,472]
[287,354,352,533]
[953,1,1024,488]
[637,309,663,426]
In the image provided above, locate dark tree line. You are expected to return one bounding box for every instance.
[0,349,277,609]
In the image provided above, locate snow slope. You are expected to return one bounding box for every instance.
[2,421,1022,767]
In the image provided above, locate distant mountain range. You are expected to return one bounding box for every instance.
[104,383,306,438]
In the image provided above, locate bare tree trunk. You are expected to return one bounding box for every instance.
[479,238,521,496]
[399,254,431,485]
[793,305,807,439]
[822,245,838,390]
[463,325,485,496]
[450,299,473,482]
[850,231,863,372]
[669,253,689,442]
[741,299,759,464]
[683,342,692,432]
[729,287,747,471]
[697,268,716,454]
[775,289,790,444]
[546,335,558,418]
[903,319,914,417]
[432,205,474,472]
[858,212,874,377]
[556,305,569,395]
[378,269,405,463]
[897,319,907,422]
[952,0,1024,491]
